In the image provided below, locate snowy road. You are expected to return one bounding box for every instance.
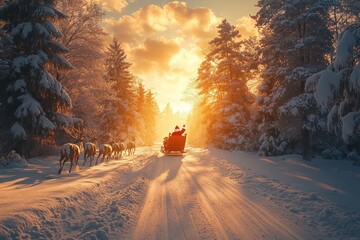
[131,150,315,240]
[1,146,359,239]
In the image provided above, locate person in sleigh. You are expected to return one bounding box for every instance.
[162,124,186,151]
[171,124,186,136]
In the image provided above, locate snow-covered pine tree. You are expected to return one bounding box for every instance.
[134,82,146,145]
[143,90,158,146]
[328,0,360,49]
[0,19,12,153]
[255,0,333,157]
[196,19,254,150]
[0,0,80,155]
[98,89,121,142]
[306,23,360,165]
[100,37,135,140]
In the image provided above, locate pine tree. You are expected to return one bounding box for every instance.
[0,0,79,155]
[328,0,360,49]
[100,37,135,139]
[255,0,333,157]
[306,23,360,165]
[196,19,254,150]
[143,90,158,146]
[136,83,145,117]
[134,82,146,145]
[0,20,12,152]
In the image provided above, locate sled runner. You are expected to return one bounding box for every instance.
[161,134,186,156]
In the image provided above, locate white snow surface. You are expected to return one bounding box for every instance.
[33,6,56,18]
[0,151,27,169]
[15,94,43,119]
[335,29,356,70]
[0,146,359,239]
[314,69,343,108]
[10,23,33,39]
[350,64,360,93]
[6,79,27,93]
[9,122,27,138]
[341,112,360,144]
[12,55,44,74]
[38,115,56,130]
[54,113,82,128]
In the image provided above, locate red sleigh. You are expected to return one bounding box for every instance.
[161,134,186,156]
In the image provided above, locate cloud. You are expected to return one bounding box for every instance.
[103,1,220,76]
[101,1,223,112]
[88,0,130,13]
[104,1,220,46]
[236,16,259,39]
[130,38,180,74]
[103,4,168,44]
[164,1,219,41]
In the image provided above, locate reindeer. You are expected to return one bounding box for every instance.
[119,141,126,157]
[117,135,128,158]
[58,128,84,174]
[96,144,112,164]
[110,134,127,159]
[109,141,120,158]
[83,129,97,166]
[126,140,136,156]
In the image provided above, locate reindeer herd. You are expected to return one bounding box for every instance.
[58,128,136,174]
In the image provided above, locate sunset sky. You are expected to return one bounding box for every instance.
[95,0,259,112]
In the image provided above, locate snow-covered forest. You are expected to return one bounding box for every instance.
[0,0,163,158]
[187,0,360,165]
[0,0,359,164]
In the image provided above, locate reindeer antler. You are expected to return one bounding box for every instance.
[83,128,98,143]
[63,127,83,141]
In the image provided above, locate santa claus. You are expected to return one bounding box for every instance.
[172,124,186,136]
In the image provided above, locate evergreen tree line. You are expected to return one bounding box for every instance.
[0,0,158,156]
[188,0,360,164]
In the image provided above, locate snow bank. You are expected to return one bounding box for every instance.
[0,150,28,168]
[0,151,157,239]
[200,150,360,240]
[0,178,147,240]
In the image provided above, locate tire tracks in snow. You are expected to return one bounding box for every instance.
[131,155,200,240]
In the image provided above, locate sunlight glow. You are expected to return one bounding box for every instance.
[160,102,193,114]
[103,1,260,116]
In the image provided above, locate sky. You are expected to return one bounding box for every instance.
[92,0,259,112]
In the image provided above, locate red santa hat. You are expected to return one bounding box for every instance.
[174,125,180,132]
